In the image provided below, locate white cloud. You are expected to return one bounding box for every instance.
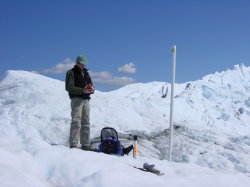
[39,59,135,86]
[118,62,137,74]
[89,71,135,86]
[42,58,74,74]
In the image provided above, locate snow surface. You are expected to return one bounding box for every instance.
[0,64,250,186]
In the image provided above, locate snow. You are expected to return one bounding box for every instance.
[0,64,250,186]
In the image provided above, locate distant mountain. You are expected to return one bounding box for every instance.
[93,64,250,135]
[0,65,250,142]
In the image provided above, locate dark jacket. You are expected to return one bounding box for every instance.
[65,65,93,99]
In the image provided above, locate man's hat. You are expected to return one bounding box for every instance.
[76,55,88,65]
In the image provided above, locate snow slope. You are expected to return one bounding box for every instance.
[0,64,250,186]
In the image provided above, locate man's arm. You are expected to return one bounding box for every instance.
[65,70,83,95]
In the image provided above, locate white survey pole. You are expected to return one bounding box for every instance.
[168,45,176,162]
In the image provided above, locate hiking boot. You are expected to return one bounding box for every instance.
[70,145,78,149]
[81,146,97,152]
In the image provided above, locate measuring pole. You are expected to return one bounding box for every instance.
[168,45,176,162]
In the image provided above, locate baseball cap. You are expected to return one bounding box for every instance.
[76,55,88,65]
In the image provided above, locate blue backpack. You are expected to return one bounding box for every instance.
[98,127,123,155]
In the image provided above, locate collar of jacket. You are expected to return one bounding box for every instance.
[73,65,89,73]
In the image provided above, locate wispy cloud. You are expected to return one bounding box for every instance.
[118,62,136,74]
[30,71,39,74]
[42,58,74,74]
[39,59,135,86]
[89,71,135,86]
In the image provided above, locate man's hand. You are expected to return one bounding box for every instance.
[83,84,95,94]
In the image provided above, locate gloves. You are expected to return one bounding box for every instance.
[122,145,133,155]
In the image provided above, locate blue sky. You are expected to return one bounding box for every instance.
[0,0,250,91]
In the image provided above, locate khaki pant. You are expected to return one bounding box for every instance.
[69,98,90,147]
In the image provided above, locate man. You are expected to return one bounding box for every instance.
[65,55,95,150]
